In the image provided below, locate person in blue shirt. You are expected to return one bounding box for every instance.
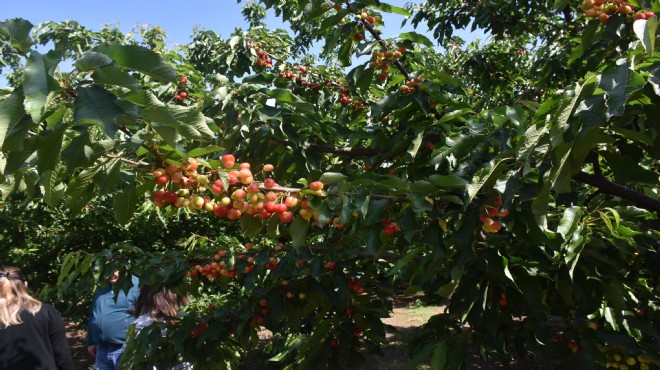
[85,270,139,370]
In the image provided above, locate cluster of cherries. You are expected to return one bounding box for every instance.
[479,194,509,233]
[370,47,407,82]
[174,76,188,103]
[151,154,325,226]
[246,42,273,69]
[580,0,655,24]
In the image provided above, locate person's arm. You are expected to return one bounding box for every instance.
[127,276,140,312]
[85,292,100,356]
[47,305,76,370]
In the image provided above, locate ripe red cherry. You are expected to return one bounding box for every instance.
[276,203,288,214]
[325,261,337,271]
[180,76,188,84]
[154,175,169,185]
[265,202,278,213]
[279,211,294,223]
[383,222,399,236]
[264,178,276,189]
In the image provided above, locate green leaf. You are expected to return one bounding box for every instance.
[319,172,346,184]
[467,159,509,204]
[264,89,316,114]
[74,51,113,71]
[36,125,66,172]
[3,136,37,175]
[375,4,412,16]
[74,86,124,138]
[428,175,469,188]
[91,65,139,89]
[0,18,34,54]
[93,158,122,195]
[42,169,64,207]
[23,51,61,123]
[61,131,95,172]
[0,89,27,150]
[289,215,309,247]
[431,341,448,370]
[113,187,139,225]
[398,32,433,47]
[407,129,424,160]
[170,105,215,140]
[411,180,437,194]
[337,33,356,67]
[552,0,569,11]
[65,166,98,206]
[598,59,629,118]
[532,185,551,231]
[240,215,264,239]
[557,206,585,240]
[93,44,178,83]
[188,146,224,158]
[151,123,181,149]
[601,152,658,185]
[633,16,657,56]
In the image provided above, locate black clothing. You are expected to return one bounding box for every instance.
[0,303,75,370]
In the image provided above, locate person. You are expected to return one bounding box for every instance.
[86,270,139,370]
[123,284,190,370]
[0,266,75,370]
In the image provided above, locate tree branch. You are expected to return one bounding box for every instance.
[360,20,411,81]
[573,171,660,213]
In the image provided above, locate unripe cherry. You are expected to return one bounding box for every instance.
[239,168,252,179]
[310,181,324,191]
[265,191,278,202]
[232,189,247,199]
[284,196,299,208]
[263,164,274,172]
[185,157,199,171]
[241,175,254,185]
[153,168,167,178]
[239,162,251,169]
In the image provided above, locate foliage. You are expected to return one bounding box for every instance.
[1,0,659,369]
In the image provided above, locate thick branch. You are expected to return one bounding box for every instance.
[573,171,660,213]
[361,20,411,80]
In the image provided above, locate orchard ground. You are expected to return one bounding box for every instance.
[65,296,528,369]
